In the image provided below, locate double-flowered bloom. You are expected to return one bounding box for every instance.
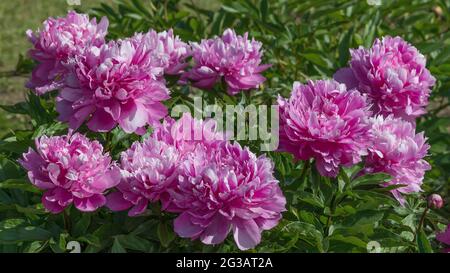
[28,11,192,134]
[172,141,286,250]
[56,36,170,134]
[278,79,372,177]
[186,28,270,95]
[334,36,435,122]
[26,11,108,95]
[364,115,430,204]
[19,133,120,213]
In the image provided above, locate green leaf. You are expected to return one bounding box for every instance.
[282,221,324,252]
[111,238,126,253]
[296,190,325,208]
[350,173,391,188]
[72,214,91,238]
[0,178,40,193]
[339,27,353,66]
[157,222,175,248]
[329,234,367,249]
[76,234,101,247]
[0,102,28,114]
[260,0,268,21]
[116,234,154,252]
[416,230,433,253]
[0,226,52,243]
[301,53,330,68]
[222,5,240,13]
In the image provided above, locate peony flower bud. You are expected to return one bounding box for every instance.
[428,194,444,209]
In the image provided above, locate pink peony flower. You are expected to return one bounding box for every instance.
[26,11,108,95]
[436,224,450,253]
[172,142,286,250]
[56,37,170,134]
[106,112,225,216]
[18,133,120,213]
[106,137,179,216]
[364,115,430,204]
[186,28,270,95]
[157,29,191,75]
[278,79,372,177]
[334,36,435,122]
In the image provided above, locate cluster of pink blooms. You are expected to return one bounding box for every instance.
[22,11,440,249]
[27,11,192,134]
[19,115,285,250]
[19,133,120,213]
[27,12,270,134]
[279,36,434,203]
[106,113,286,250]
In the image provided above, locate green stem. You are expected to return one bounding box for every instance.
[418,207,429,232]
[63,209,71,234]
[326,193,337,236]
[298,160,310,188]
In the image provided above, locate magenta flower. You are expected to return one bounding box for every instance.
[172,142,286,250]
[436,224,450,253]
[334,36,435,121]
[364,116,430,204]
[186,28,270,95]
[106,112,225,216]
[157,29,191,75]
[278,79,371,177]
[106,138,179,216]
[26,11,108,95]
[18,133,120,213]
[56,38,170,134]
[124,30,189,76]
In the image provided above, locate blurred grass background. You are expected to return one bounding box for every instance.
[0,0,110,136]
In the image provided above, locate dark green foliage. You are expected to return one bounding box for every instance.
[0,0,448,253]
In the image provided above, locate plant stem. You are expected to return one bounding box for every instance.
[298,160,310,188]
[418,207,429,232]
[63,209,71,234]
[326,193,337,236]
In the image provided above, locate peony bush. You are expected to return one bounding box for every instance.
[0,0,448,253]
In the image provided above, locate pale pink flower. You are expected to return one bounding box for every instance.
[186,28,270,95]
[172,142,286,250]
[56,38,170,134]
[334,36,435,121]
[157,29,191,75]
[18,133,120,213]
[26,11,108,95]
[106,138,179,216]
[278,79,372,177]
[364,115,430,204]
